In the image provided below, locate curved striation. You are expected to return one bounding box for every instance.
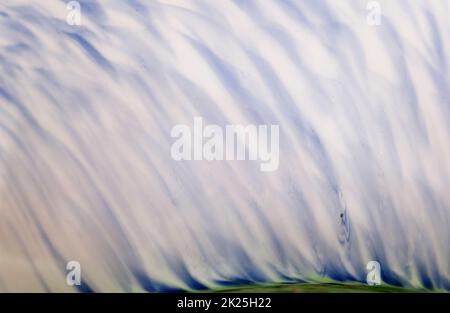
[0,0,449,292]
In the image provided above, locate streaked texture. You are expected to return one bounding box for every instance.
[0,0,449,292]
